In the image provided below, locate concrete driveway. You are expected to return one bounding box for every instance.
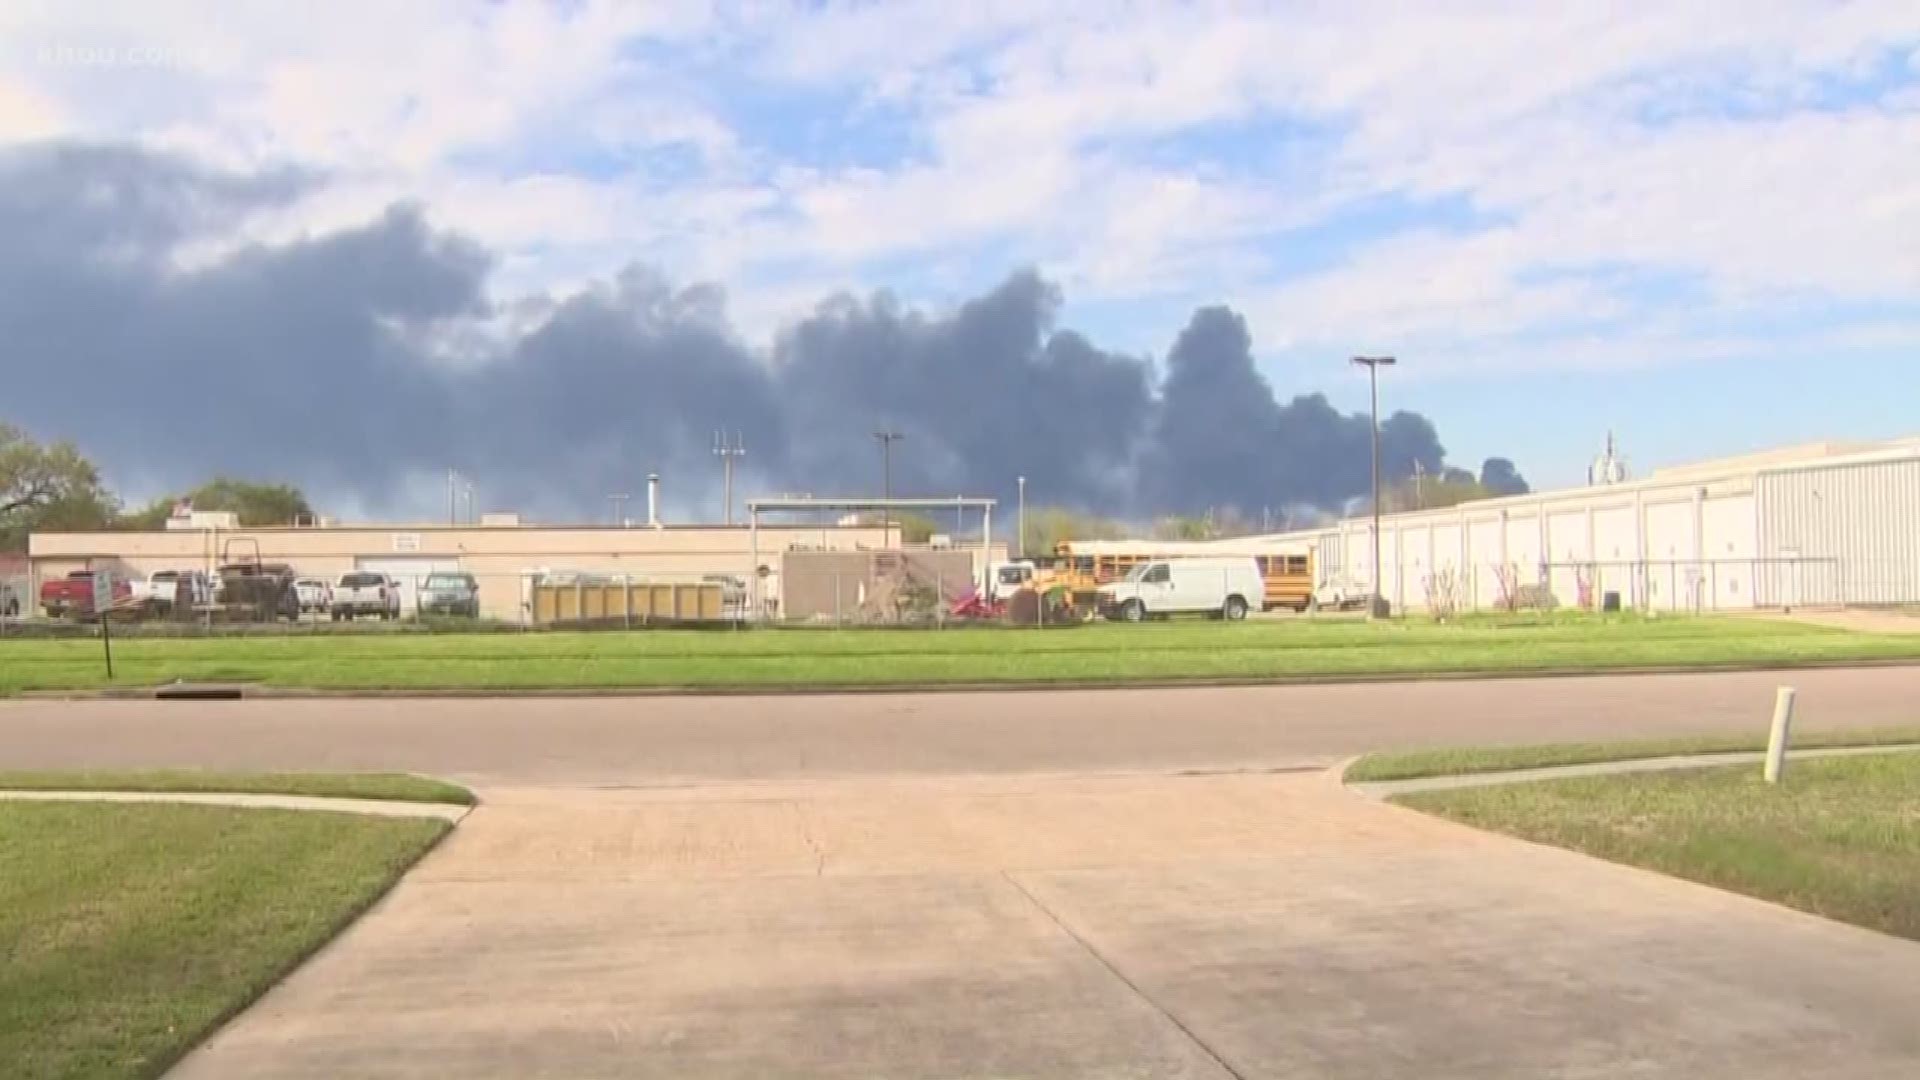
[169,769,1920,1078]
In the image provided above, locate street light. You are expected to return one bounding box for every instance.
[873,429,904,545]
[1351,355,1397,618]
[713,430,746,526]
[1017,476,1027,559]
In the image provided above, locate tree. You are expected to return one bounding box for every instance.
[122,477,316,529]
[1480,457,1530,496]
[0,424,118,551]
[1379,473,1493,513]
[1153,514,1218,541]
[1022,507,1129,555]
[849,510,941,544]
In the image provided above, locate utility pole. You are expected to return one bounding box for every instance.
[873,429,904,545]
[1351,356,1397,618]
[1017,476,1027,559]
[713,430,746,525]
[607,492,630,526]
[447,468,457,526]
[1413,459,1426,511]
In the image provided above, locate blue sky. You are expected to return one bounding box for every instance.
[3,0,1918,492]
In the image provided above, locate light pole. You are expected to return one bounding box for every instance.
[1017,476,1027,559]
[873,429,904,545]
[713,430,745,525]
[1351,356,1397,617]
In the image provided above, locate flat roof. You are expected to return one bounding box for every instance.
[748,496,997,511]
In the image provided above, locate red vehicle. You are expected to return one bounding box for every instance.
[40,570,132,619]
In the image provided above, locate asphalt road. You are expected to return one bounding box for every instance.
[2,666,1916,785]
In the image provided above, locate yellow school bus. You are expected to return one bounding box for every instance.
[1052,540,1315,611]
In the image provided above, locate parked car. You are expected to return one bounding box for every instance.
[1098,557,1263,623]
[333,572,400,620]
[40,570,131,619]
[417,572,480,618]
[1311,575,1372,612]
[293,577,333,615]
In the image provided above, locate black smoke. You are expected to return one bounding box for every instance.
[1143,306,1445,516]
[0,142,1510,523]
[1480,457,1530,495]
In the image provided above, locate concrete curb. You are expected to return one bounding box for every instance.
[0,788,472,821]
[18,656,1920,701]
[1346,742,1920,800]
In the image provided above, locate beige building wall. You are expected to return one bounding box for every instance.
[27,524,903,621]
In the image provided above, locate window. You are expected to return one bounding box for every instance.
[1285,556,1308,574]
[1142,563,1170,584]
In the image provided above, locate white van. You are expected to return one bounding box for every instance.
[1098,557,1263,622]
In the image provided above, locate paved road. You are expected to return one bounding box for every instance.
[7,668,1919,1078]
[4,666,1917,786]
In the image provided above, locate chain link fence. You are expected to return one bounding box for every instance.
[1402,556,1874,616]
[0,557,1106,636]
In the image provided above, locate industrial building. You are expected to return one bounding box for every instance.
[1229,436,1920,614]
[21,479,1023,624]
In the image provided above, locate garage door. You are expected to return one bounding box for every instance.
[355,558,460,615]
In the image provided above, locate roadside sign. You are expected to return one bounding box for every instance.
[92,569,114,678]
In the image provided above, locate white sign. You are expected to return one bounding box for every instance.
[392,533,422,553]
[91,569,114,615]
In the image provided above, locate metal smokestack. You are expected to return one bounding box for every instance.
[647,473,661,528]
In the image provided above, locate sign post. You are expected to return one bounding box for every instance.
[93,569,115,679]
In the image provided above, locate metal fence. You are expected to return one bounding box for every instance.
[0,562,1109,635]
[9,554,1909,636]
[0,573,28,622]
[0,569,755,636]
[1399,556,1880,615]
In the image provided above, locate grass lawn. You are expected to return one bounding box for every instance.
[0,800,447,1080]
[0,770,472,804]
[1347,725,1920,781]
[1396,751,1920,942]
[3,613,1919,694]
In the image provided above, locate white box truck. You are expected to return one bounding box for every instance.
[1098,556,1263,622]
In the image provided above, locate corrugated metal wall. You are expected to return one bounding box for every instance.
[1758,457,1920,605]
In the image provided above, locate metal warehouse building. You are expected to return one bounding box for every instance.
[1235,436,1920,614]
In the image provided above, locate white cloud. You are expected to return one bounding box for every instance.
[4,0,1918,365]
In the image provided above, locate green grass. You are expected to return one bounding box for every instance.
[0,801,448,1079]
[1347,726,1920,782]
[3,614,1919,694]
[0,770,473,805]
[1396,752,1920,942]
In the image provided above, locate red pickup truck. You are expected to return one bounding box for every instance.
[40,570,132,619]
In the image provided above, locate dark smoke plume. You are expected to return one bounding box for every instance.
[0,142,1510,523]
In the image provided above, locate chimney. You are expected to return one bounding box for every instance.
[647,473,661,528]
